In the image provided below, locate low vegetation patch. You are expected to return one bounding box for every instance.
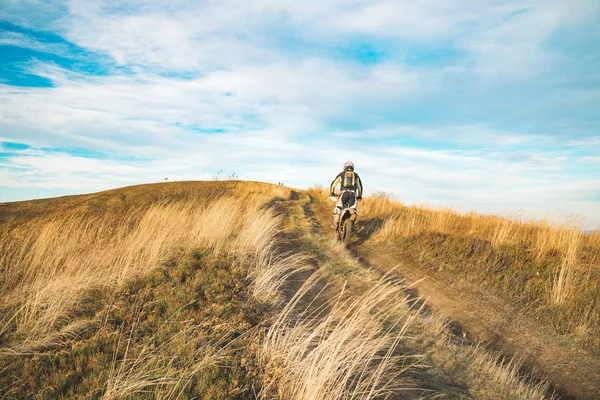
[1,251,269,399]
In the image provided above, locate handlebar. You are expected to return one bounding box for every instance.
[329,193,362,202]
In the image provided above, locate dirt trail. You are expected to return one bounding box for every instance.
[360,246,600,400]
[305,193,600,400]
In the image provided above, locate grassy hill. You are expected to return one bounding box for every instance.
[0,181,294,398]
[2,181,598,399]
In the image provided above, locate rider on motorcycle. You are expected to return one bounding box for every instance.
[329,161,363,229]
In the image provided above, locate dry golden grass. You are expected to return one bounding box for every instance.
[102,320,228,399]
[590,231,600,248]
[0,182,580,398]
[259,273,417,400]
[317,185,594,263]
[361,193,594,267]
[309,186,599,348]
[0,182,294,350]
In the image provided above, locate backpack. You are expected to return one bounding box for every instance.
[343,171,356,189]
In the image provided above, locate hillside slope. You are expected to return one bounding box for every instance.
[1,181,296,398]
[2,181,592,398]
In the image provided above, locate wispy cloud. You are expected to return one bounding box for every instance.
[0,30,70,56]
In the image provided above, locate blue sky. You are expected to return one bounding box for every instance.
[1,0,599,228]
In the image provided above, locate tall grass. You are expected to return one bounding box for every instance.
[259,274,416,399]
[0,183,294,350]
[102,318,230,399]
[360,194,594,265]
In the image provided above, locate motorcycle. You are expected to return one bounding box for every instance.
[329,191,359,243]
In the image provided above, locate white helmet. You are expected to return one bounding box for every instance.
[344,161,354,171]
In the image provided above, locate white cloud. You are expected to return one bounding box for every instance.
[1,151,170,190]
[0,30,72,56]
[0,56,421,157]
[0,0,65,30]
[459,0,600,78]
[43,0,596,80]
[0,0,599,229]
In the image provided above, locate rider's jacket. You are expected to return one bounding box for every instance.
[330,170,363,197]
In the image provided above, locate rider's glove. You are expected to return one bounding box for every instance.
[357,196,362,201]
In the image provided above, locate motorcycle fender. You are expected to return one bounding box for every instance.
[342,209,357,222]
